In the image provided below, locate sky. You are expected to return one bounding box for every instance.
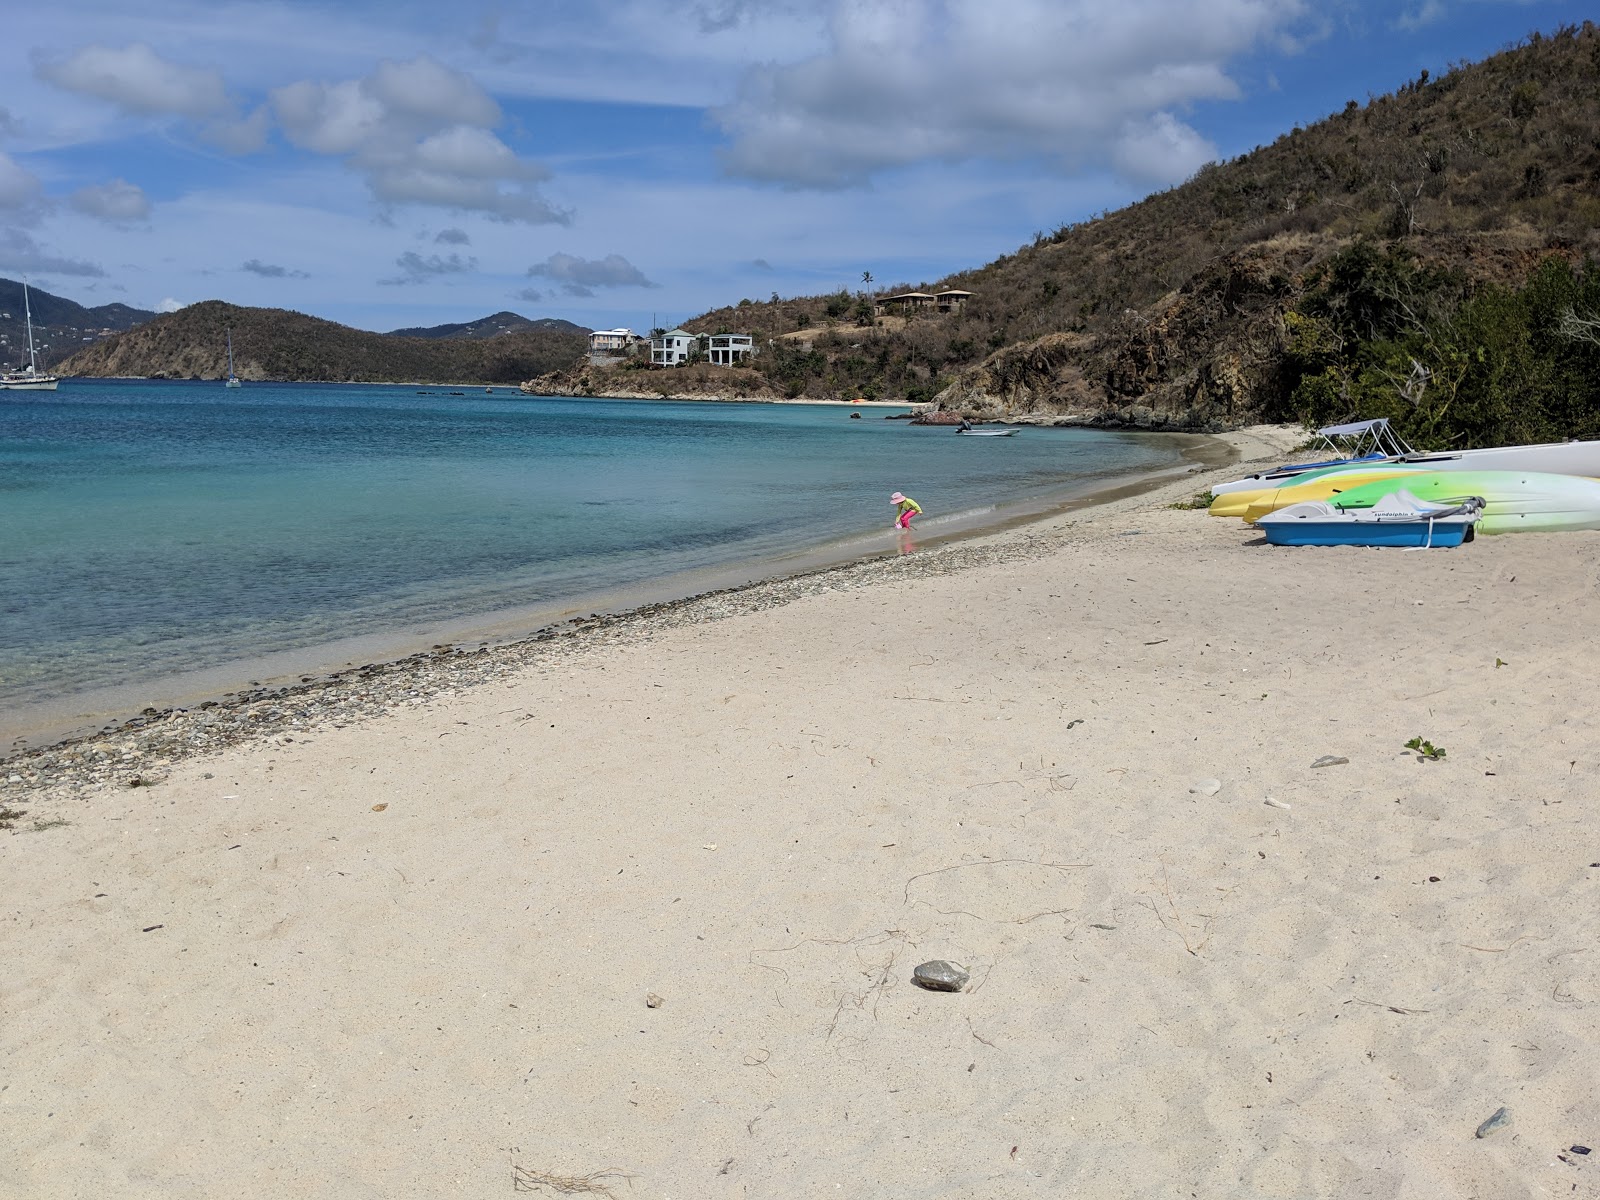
[0,0,1584,334]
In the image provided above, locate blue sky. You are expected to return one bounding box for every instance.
[0,0,1582,333]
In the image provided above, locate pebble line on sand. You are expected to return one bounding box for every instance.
[0,523,1071,801]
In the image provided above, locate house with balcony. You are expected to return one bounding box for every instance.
[588,327,645,365]
[650,328,699,366]
[706,334,754,366]
[588,328,640,353]
[873,289,975,317]
[873,291,935,316]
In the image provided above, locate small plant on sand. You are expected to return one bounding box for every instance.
[0,806,27,831]
[1168,490,1214,510]
[1405,736,1447,760]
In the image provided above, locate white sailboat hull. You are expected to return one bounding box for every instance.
[0,375,59,391]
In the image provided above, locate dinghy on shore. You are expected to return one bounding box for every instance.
[1257,490,1483,548]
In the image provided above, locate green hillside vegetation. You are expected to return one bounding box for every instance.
[0,277,155,368]
[385,312,585,340]
[552,22,1600,447]
[57,301,590,385]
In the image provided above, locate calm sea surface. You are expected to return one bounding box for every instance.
[1,380,1189,719]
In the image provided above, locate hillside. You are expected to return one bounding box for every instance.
[385,312,585,340]
[58,302,589,385]
[545,22,1600,443]
[0,278,156,369]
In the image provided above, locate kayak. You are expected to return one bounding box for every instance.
[1214,436,1600,496]
[1327,470,1600,534]
[1209,465,1425,520]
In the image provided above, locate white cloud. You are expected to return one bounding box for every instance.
[70,178,152,224]
[271,56,564,224]
[1111,113,1217,186]
[35,42,229,118]
[242,258,309,279]
[713,0,1306,187]
[203,105,272,154]
[379,249,479,285]
[526,251,658,297]
[0,151,45,211]
[0,227,103,275]
[157,296,185,312]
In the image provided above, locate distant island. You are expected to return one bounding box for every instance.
[53,300,589,386]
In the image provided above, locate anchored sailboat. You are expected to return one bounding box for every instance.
[0,278,61,391]
[225,327,242,387]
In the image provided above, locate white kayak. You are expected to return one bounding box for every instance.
[1215,437,1600,496]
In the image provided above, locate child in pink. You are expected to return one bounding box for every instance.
[890,491,922,530]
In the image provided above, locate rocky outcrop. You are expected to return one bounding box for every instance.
[934,253,1297,431]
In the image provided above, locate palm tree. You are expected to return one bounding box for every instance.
[861,270,874,294]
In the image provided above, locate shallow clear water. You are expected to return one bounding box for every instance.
[1,380,1184,709]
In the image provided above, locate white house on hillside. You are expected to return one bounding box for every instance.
[706,334,754,366]
[651,328,698,366]
[589,328,641,353]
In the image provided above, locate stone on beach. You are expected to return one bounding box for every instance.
[912,960,970,992]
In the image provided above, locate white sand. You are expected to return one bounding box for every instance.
[5,426,1598,1198]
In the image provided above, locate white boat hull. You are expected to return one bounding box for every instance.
[1215,439,1600,495]
[0,376,59,391]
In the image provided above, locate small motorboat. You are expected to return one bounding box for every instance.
[956,427,1018,437]
[1255,490,1483,547]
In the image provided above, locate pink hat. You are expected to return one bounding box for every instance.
[890,491,905,503]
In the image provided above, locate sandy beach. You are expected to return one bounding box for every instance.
[4,424,1598,1199]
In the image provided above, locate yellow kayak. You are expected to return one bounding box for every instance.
[1208,468,1426,521]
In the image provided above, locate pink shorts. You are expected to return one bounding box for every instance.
[897,509,915,529]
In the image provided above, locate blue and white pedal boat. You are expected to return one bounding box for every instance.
[1255,490,1483,548]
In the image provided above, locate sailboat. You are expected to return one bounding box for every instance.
[0,278,61,391]
[225,327,242,388]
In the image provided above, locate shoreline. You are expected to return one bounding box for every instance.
[9,418,1596,1198]
[0,425,1291,790]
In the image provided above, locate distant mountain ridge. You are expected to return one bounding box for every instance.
[56,301,590,385]
[385,312,585,340]
[0,278,156,369]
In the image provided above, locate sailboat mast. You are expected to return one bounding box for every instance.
[23,279,38,373]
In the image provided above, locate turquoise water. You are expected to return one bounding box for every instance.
[1,380,1185,713]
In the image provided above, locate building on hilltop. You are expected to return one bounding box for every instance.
[873,289,974,317]
[873,291,935,316]
[706,334,754,366]
[589,327,646,365]
[589,328,641,353]
[650,328,699,366]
